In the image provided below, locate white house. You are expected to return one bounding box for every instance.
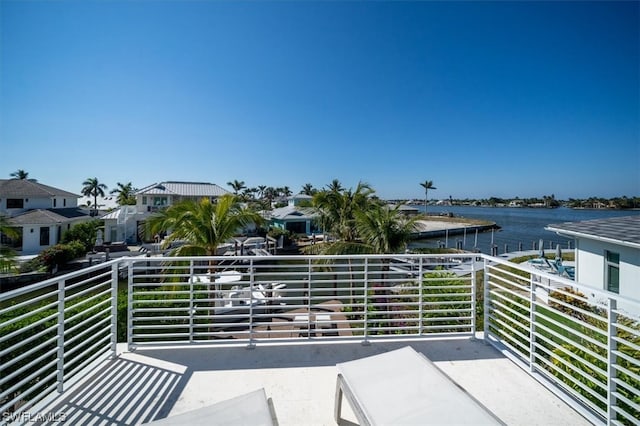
[0,179,91,255]
[102,181,231,243]
[546,215,640,313]
[268,205,320,235]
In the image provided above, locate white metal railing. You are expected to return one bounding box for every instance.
[483,256,640,426]
[0,261,118,421]
[126,254,478,347]
[1,253,638,425]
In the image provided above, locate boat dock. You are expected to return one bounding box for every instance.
[410,219,497,240]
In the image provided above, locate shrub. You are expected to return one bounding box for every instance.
[37,243,85,272]
[61,220,102,252]
[267,227,293,246]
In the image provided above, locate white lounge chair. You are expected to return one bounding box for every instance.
[145,388,275,425]
[334,346,504,425]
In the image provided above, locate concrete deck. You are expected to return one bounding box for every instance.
[41,338,593,426]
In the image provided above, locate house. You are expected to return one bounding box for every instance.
[135,181,230,213]
[0,179,92,255]
[267,205,320,235]
[546,215,640,312]
[286,193,313,207]
[102,181,231,244]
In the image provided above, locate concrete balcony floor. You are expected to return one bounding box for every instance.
[41,337,593,426]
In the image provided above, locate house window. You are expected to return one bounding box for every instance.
[7,198,23,209]
[153,197,168,206]
[63,199,67,207]
[605,251,620,294]
[142,196,147,205]
[40,227,50,246]
[53,198,57,207]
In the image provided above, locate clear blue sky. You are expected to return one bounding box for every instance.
[1,1,638,200]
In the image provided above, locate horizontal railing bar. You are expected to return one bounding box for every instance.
[0,334,57,376]
[65,271,112,292]
[0,344,57,387]
[0,370,58,415]
[0,321,56,357]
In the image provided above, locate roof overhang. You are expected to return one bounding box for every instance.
[545,225,640,250]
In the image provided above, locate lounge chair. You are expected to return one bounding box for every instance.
[334,346,504,425]
[145,388,275,425]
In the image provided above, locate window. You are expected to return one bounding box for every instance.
[53,198,57,207]
[153,197,168,206]
[605,251,620,294]
[63,199,67,207]
[40,227,50,246]
[142,196,147,205]
[6,198,23,209]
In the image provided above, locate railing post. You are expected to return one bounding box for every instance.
[110,263,118,358]
[56,278,65,393]
[607,298,618,425]
[483,257,490,343]
[247,260,256,349]
[127,260,134,351]
[418,257,424,336]
[189,260,195,344]
[470,260,477,340]
[529,273,536,373]
[362,258,370,345]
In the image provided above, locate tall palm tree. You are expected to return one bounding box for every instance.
[419,180,437,214]
[82,178,108,216]
[110,182,136,205]
[147,194,263,258]
[227,180,246,195]
[10,169,29,179]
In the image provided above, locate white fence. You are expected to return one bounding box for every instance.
[0,262,118,420]
[1,253,639,425]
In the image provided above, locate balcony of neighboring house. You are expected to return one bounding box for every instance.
[1,254,638,425]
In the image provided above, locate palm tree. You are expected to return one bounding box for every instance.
[81,178,108,216]
[257,185,267,199]
[10,169,29,179]
[0,214,19,273]
[355,204,419,254]
[110,182,136,205]
[227,180,246,195]
[310,181,374,250]
[147,194,263,258]
[419,180,437,214]
[326,179,343,193]
[301,183,315,196]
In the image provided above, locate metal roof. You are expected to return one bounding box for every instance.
[546,215,640,249]
[136,181,230,197]
[0,179,79,198]
[269,206,318,220]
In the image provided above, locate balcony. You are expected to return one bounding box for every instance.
[1,254,638,425]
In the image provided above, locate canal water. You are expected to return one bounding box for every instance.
[408,206,640,255]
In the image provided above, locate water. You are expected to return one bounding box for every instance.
[408,206,640,255]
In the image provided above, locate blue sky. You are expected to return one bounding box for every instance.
[1,1,638,200]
